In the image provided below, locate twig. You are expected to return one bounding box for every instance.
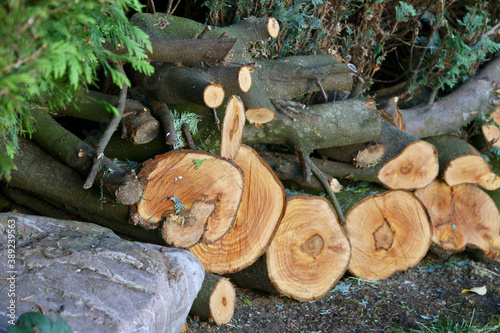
[84,64,128,190]
[149,100,177,146]
[213,108,221,131]
[296,151,311,183]
[182,123,197,150]
[473,21,500,47]
[316,78,328,103]
[197,26,212,39]
[303,154,346,224]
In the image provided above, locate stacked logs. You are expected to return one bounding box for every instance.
[2,12,500,328]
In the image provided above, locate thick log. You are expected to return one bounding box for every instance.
[205,65,253,96]
[131,150,244,247]
[345,190,432,280]
[267,196,350,300]
[320,120,439,190]
[30,108,144,205]
[393,55,500,138]
[131,65,225,108]
[255,56,354,100]
[414,180,500,260]
[56,90,160,144]
[189,273,235,325]
[190,145,286,274]
[227,196,351,302]
[425,135,500,191]
[220,96,246,160]
[105,37,237,64]
[130,14,279,54]
[244,98,381,153]
[2,136,164,244]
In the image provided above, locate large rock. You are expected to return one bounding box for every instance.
[0,213,204,333]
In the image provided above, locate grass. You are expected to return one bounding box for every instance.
[393,313,500,333]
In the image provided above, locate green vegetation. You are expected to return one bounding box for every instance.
[202,0,499,100]
[0,0,153,179]
[393,314,500,332]
[8,310,73,333]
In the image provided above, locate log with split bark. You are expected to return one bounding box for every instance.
[189,145,286,274]
[414,180,500,260]
[130,149,244,247]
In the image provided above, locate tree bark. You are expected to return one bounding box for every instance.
[392,55,500,139]
[189,145,286,274]
[30,108,144,205]
[105,37,237,64]
[345,190,432,280]
[255,56,354,100]
[425,135,500,191]
[2,136,164,245]
[414,180,500,260]
[189,273,235,326]
[130,65,225,108]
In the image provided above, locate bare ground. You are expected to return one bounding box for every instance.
[186,252,500,332]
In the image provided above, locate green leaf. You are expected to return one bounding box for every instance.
[8,310,73,333]
[395,1,416,23]
[193,159,207,170]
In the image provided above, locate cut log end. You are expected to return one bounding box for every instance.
[346,190,432,280]
[415,180,500,259]
[354,143,386,168]
[221,96,246,160]
[203,82,225,108]
[190,145,286,274]
[482,107,500,149]
[444,154,500,191]
[267,18,280,38]
[238,66,253,93]
[209,277,236,325]
[378,141,439,190]
[245,108,275,127]
[113,180,144,206]
[131,150,244,245]
[267,196,351,301]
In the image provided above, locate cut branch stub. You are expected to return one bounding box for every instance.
[245,108,275,127]
[266,196,351,301]
[482,107,500,149]
[414,180,500,259]
[190,145,286,274]
[345,190,432,280]
[220,96,246,160]
[189,273,235,326]
[377,140,439,190]
[130,150,244,247]
[426,135,500,191]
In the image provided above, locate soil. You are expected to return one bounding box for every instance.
[186,252,500,332]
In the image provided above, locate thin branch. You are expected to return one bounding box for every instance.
[303,154,346,224]
[182,123,197,150]
[84,64,128,190]
[149,100,177,146]
[316,78,328,102]
[213,108,221,131]
[296,151,311,183]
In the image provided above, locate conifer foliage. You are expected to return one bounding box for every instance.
[0,0,153,179]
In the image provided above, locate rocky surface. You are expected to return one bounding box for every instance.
[0,213,204,333]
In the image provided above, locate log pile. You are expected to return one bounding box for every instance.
[2,12,500,327]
